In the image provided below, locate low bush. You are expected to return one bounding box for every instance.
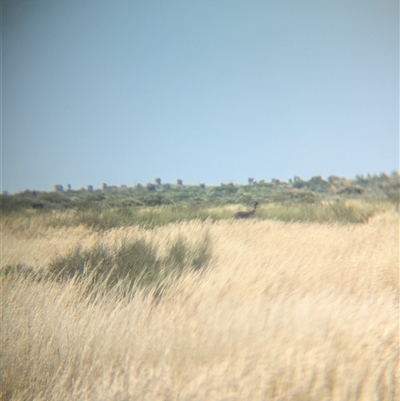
[271,190,317,204]
[258,200,379,224]
[0,193,35,213]
[47,233,213,293]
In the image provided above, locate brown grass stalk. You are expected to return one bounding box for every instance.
[2,212,399,400]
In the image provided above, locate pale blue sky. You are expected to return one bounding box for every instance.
[2,0,399,193]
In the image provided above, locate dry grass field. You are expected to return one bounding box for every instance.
[2,211,399,400]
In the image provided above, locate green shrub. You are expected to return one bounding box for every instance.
[337,186,364,195]
[271,190,317,204]
[84,193,106,203]
[210,184,238,197]
[292,180,309,189]
[72,207,138,230]
[139,193,171,206]
[380,183,400,206]
[0,194,31,212]
[258,200,376,224]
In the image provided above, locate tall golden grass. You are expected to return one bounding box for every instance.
[2,211,399,400]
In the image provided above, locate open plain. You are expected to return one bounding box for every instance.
[2,208,399,400]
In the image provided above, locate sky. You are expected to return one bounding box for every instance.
[2,0,399,193]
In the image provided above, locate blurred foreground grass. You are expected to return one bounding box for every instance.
[2,211,398,400]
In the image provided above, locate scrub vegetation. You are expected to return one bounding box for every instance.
[1,172,399,230]
[2,172,399,400]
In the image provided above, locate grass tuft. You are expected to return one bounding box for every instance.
[46,233,213,294]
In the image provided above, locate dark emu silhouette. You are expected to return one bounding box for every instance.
[233,202,259,219]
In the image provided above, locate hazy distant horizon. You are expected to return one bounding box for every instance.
[3,169,399,195]
[3,0,398,194]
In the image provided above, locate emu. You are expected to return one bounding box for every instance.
[233,202,259,219]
